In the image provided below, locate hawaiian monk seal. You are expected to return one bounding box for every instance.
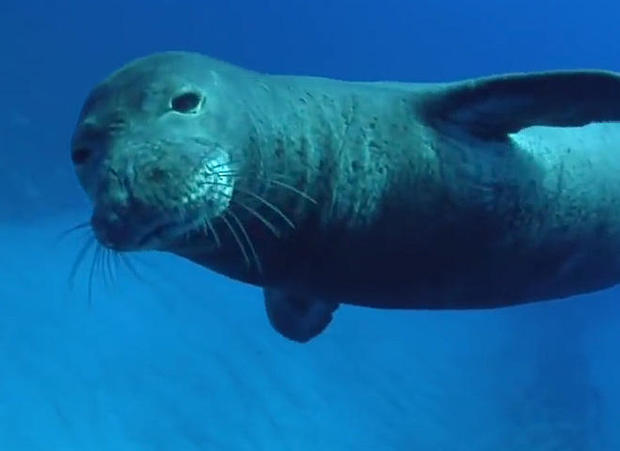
[71,51,620,342]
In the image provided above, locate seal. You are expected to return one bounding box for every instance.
[71,51,620,342]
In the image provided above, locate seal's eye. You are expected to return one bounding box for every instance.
[171,92,202,113]
[72,147,92,165]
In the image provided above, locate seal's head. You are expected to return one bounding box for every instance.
[71,52,260,252]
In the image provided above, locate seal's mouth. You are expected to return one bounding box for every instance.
[92,150,235,252]
[135,215,217,250]
[137,221,181,248]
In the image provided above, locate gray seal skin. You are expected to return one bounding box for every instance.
[71,51,620,342]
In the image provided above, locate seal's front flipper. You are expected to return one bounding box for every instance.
[420,70,620,140]
[263,288,339,343]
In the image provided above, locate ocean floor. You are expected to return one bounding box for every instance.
[0,212,618,450]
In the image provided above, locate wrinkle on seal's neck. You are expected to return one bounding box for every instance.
[254,75,393,232]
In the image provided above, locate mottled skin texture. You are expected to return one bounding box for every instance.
[72,52,620,342]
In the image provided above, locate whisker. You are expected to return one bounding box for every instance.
[227,208,262,274]
[220,213,250,268]
[211,170,318,205]
[110,250,119,285]
[99,248,110,289]
[98,246,107,290]
[231,199,281,238]
[65,224,145,302]
[207,159,238,172]
[204,218,222,248]
[112,251,122,284]
[119,254,147,284]
[88,244,102,306]
[69,236,96,289]
[214,169,298,183]
[202,180,297,230]
[267,179,317,204]
[57,221,91,243]
[103,249,117,288]
[235,188,296,230]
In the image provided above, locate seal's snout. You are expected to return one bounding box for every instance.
[88,148,236,252]
[90,168,144,251]
[91,192,170,252]
[91,208,130,250]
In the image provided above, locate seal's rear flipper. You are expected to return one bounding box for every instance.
[420,70,620,140]
[263,288,339,343]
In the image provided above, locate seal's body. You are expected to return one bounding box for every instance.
[71,52,620,341]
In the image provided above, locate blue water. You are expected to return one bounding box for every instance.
[2,1,620,449]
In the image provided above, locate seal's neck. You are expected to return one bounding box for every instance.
[255,75,412,230]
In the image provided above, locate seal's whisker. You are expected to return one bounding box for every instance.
[99,246,110,290]
[207,159,239,172]
[67,231,127,302]
[203,218,222,248]
[221,213,250,268]
[235,188,296,230]
[69,236,96,289]
[104,248,118,287]
[267,179,318,204]
[212,171,317,204]
[216,171,303,189]
[111,251,122,284]
[57,221,92,243]
[227,208,263,274]
[99,247,111,289]
[88,244,103,305]
[112,250,121,284]
[104,250,112,288]
[202,180,297,230]
[119,254,147,284]
[231,199,281,238]
[214,169,297,182]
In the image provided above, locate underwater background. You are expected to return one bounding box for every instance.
[1,0,620,449]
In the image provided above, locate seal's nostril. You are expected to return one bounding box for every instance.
[72,147,92,165]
